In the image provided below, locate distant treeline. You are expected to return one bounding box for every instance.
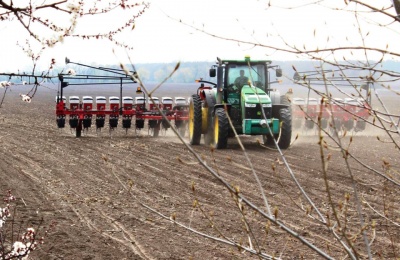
[1,60,400,84]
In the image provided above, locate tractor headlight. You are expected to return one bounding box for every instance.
[245,103,256,108]
[262,104,272,108]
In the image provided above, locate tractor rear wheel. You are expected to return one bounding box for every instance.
[277,108,292,149]
[204,98,216,146]
[280,94,291,107]
[264,108,292,149]
[189,94,202,145]
[212,107,229,149]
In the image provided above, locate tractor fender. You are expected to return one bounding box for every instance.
[201,89,217,134]
[202,89,216,107]
[270,90,281,105]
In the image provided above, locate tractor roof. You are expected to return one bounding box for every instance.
[221,56,272,65]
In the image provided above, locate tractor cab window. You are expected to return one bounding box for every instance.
[227,64,266,92]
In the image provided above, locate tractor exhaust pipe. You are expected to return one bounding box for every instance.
[216,57,224,104]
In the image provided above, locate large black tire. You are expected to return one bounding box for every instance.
[189,94,202,145]
[204,98,216,146]
[264,108,292,149]
[277,108,292,149]
[212,107,229,149]
[263,134,275,147]
[280,94,291,107]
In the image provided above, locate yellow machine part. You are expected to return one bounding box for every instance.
[188,102,194,136]
[201,107,208,134]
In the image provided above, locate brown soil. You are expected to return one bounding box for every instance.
[0,86,399,259]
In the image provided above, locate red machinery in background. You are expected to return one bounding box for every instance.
[291,96,371,132]
[291,69,372,132]
[56,58,189,137]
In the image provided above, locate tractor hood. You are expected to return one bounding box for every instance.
[241,85,271,104]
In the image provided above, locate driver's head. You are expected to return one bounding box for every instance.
[240,70,245,76]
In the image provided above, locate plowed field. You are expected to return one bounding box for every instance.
[0,85,399,259]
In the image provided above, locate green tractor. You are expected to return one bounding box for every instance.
[188,56,292,149]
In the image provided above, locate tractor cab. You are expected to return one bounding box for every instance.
[209,57,281,94]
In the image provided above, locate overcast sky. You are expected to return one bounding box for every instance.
[0,0,398,72]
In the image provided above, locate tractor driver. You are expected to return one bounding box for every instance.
[233,70,249,92]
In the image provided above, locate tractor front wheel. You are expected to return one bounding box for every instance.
[263,134,275,147]
[212,107,229,149]
[189,94,202,145]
